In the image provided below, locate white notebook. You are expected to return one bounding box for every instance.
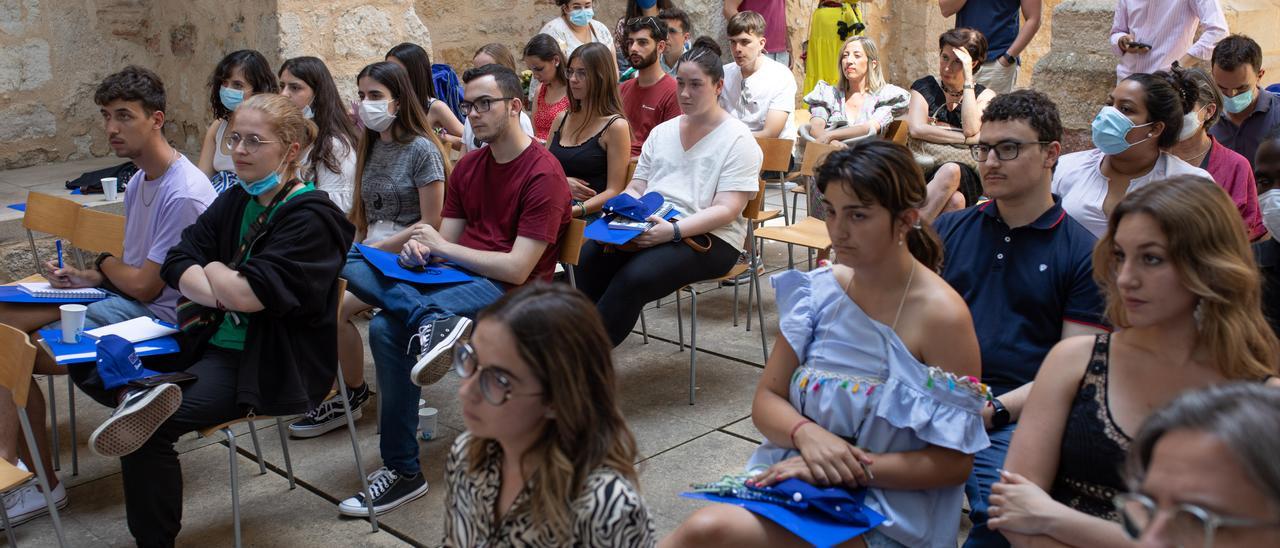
[85,317,179,343]
[16,282,106,299]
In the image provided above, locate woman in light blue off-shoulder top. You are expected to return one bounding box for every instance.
[662,141,990,548]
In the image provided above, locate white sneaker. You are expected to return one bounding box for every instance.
[2,480,67,529]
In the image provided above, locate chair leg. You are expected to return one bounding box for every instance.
[791,190,800,224]
[689,289,698,405]
[567,265,576,289]
[2,500,17,547]
[336,370,379,532]
[675,290,685,351]
[274,418,295,490]
[778,178,791,226]
[225,428,242,548]
[47,375,59,472]
[18,409,67,547]
[808,248,815,271]
[374,373,381,435]
[67,377,77,476]
[639,309,649,345]
[753,264,769,364]
[248,423,266,475]
[732,276,740,328]
[27,230,41,275]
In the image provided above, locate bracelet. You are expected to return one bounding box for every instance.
[670,220,682,242]
[577,204,587,218]
[788,419,812,447]
[963,83,975,90]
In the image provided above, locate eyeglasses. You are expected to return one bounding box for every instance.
[630,15,663,35]
[453,341,543,406]
[969,140,1051,162]
[1115,492,1280,548]
[228,132,280,154]
[459,96,517,116]
[567,68,590,81]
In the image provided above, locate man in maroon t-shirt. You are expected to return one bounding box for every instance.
[337,64,570,517]
[620,16,681,157]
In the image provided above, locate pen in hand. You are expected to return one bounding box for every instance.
[56,239,63,269]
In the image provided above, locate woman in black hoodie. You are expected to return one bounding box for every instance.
[87,93,353,547]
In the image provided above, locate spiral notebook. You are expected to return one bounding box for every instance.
[17,282,107,299]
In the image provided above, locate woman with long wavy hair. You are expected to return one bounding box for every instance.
[987,175,1280,547]
[441,283,654,547]
[277,56,360,213]
[547,42,631,219]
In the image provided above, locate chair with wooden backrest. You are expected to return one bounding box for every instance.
[559,219,587,289]
[70,208,125,259]
[329,279,379,533]
[756,137,795,226]
[885,119,909,146]
[755,142,838,271]
[0,324,67,547]
[21,192,81,274]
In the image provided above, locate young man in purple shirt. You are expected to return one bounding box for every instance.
[0,66,215,526]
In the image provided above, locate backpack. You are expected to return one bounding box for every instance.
[64,161,137,194]
[431,63,464,122]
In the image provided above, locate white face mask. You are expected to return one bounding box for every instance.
[1177,107,1204,142]
[1260,189,1280,237]
[359,100,395,132]
[302,104,314,120]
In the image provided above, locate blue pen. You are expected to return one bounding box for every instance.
[56,239,63,269]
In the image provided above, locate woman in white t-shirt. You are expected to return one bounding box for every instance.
[574,43,763,347]
[1052,72,1213,238]
[278,56,359,213]
[540,0,616,58]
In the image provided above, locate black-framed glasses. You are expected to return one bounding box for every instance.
[452,341,543,406]
[969,140,1051,162]
[1115,492,1280,548]
[459,96,517,116]
[227,132,280,154]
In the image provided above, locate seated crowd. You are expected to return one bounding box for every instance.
[3,5,1280,548]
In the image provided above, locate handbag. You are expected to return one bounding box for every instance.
[174,181,303,359]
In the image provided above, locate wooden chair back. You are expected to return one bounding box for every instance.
[71,208,126,257]
[626,158,638,183]
[0,324,37,408]
[799,141,840,177]
[756,137,793,173]
[558,219,587,266]
[22,192,80,238]
[885,119,909,145]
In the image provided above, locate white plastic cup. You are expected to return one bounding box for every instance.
[101,177,118,201]
[418,407,438,440]
[59,304,88,343]
[418,398,427,409]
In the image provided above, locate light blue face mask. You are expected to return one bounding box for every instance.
[1091,106,1153,155]
[1223,88,1255,114]
[239,159,285,196]
[302,104,314,120]
[569,7,594,27]
[220,86,245,111]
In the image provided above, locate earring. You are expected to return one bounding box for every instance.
[1193,300,1204,331]
[898,237,905,246]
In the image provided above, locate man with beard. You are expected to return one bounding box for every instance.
[620,16,681,157]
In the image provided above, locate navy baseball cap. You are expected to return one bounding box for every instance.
[96,335,161,390]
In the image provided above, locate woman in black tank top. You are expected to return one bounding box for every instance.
[545,43,631,220]
[984,177,1280,547]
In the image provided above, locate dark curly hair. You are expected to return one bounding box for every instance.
[1121,72,1186,149]
[206,49,278,119]
[980,89,1063,143]
[939,27,988,74]
[95,65,165,114]
[1211,34,1263,73]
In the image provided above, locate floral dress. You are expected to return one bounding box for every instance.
[748,268,991,548]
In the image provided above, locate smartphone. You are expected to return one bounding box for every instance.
[1129,40,1153,50]
[127,371,197,389]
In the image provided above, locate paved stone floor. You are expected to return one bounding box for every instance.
[2,160,971,546]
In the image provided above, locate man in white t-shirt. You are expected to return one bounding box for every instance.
[719,10,797,141]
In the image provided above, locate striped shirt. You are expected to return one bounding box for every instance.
[1109,0,1228,81]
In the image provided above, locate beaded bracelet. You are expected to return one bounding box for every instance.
[789,419,812,447]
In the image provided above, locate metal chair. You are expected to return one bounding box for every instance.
[20,192,81,274]
[330,279,378,532]
[559,219,587,289]
[0,323,68,547]
[757,142,839,271]
[197,415,295,548]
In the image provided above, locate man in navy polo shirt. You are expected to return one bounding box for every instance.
[939,0,1042,93]
[934,90,1108,548]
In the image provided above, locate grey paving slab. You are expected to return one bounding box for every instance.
[636,431,761,540]
[614,336,761,431]
[722,417,764,444]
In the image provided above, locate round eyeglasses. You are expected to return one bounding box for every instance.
[452,341,543,406]
[227,132,280,154]
[1115,491,1280,548]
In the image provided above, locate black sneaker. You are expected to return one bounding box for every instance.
[408,316,472,387]
[90,383,182,458]
[337,466,428,517]
[288,383,369,439]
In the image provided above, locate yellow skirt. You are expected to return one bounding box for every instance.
[803,1,866,98]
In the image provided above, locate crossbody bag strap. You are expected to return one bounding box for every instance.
[229,179,302,268]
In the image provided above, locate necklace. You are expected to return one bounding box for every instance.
[1184,140,1212,166]
[142,147,179,208]
[840,259,917,331]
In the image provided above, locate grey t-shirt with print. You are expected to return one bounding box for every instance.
[360,136,446,228]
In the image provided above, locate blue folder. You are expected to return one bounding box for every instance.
[681,480,886,548]
[354,244,474,285]
[0,286,106,304]
[584,192,682,245]
[37,328,180,366]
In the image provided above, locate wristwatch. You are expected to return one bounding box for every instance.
[1000,53,1016,66]
[990,398,1011,429]
[670,221,682,242]
[94,252,113,271]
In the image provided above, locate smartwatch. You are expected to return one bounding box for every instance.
[991,398,1011,429]
[94,252,114,271]
[1000,53,1016,66]
[670,221,682,242]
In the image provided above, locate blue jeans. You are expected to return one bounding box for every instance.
[963,423,1016,548]
[45,291,156,331]
[341,250,502,476]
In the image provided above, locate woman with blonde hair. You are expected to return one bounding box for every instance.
[802,36,908,147]
[986,175,1280,547]
[547,42,631,219]
[441,283,654,546]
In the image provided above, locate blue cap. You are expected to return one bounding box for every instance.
[96,335,161,390]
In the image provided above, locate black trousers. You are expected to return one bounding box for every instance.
[574,234,741,346]
[71,348,243,547]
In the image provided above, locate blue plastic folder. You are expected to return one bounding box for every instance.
[681,480,886,548]
[584,192,681,245]
[0,286,106,304]
[38,329,180,366]
[354,244,474,285]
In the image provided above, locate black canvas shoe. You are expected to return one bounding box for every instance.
[337,466,428,517]
[288,382,370,438]
[90,383,182,457]
[409,315,472,386]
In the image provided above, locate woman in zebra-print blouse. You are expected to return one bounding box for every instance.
[440,283,655,547]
